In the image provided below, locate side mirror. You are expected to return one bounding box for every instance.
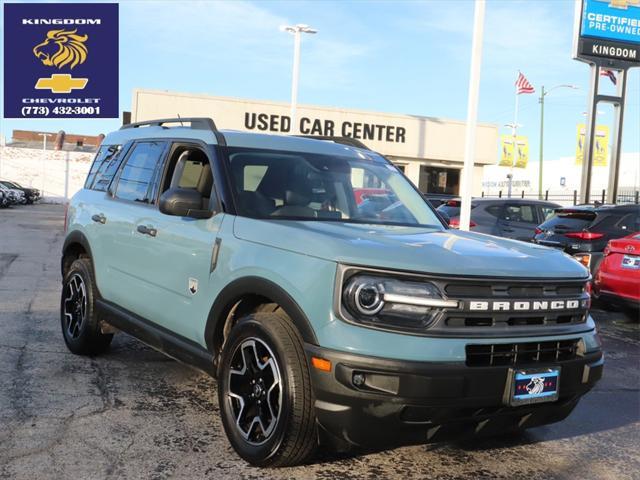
[159,188,212,219]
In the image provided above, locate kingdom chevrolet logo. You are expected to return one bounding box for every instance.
[467,299,586,311]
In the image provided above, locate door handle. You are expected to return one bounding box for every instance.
[137,225,157,237]
[502,227,515,232]
[91,213,106,224]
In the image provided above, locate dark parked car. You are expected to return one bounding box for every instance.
[0,180,40,204]
[533,204,640,273]
[0,189,9,208]
[438,198,560,241]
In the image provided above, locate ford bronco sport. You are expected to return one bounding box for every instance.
[61,118,603,467]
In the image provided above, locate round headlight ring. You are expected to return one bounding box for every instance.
[354,282,384,315]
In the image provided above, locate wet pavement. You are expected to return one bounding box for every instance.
[1,203,638,479]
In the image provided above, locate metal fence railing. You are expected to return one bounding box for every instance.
[480,189,640,206]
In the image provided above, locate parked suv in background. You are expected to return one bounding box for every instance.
[438,198,560,241]
[533,204,640,273]
[61,118,602,467]
[0,180,40,204]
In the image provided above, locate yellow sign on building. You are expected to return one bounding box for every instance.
[576,124,609,166]
[499,135,528,168]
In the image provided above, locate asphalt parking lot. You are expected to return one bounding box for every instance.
[1,203,639,480]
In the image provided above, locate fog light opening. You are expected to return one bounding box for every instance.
[352,372,365,387]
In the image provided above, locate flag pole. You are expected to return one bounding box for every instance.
[509,72,519,198]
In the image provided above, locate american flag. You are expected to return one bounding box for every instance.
[515,72,535,94]
[600,68,617,85]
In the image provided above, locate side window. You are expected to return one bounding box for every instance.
[503,204,536,223]
[85,145,122,191]
[540,206,556,222]
[485,205,503,218]
[617,213,640,232]
[162,146,213,199]
[114,142,165,203]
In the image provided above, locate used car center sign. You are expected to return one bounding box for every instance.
[244,112,407,143]
[573,0,640,67]
[131,89,499,164]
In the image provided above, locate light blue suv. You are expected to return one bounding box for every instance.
[61,118,603,467]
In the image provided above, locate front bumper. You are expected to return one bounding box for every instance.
[305,343,603,448]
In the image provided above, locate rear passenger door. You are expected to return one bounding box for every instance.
[498,202,539,241]
[99,140,169,313]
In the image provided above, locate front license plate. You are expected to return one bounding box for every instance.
[621,255,640,269]
[510,368,560,406]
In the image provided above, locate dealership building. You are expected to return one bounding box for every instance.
[131,89,499,196]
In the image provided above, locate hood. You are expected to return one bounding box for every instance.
[233,218,589,279]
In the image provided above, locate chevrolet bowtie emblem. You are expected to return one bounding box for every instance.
[35,74,88,93]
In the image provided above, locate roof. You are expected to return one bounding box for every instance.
[102,119,381,160]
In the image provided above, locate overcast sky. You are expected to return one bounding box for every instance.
[1,0,639,164]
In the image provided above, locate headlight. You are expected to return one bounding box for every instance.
[342,274,458,332]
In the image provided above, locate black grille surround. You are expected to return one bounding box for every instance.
[336,265,592,338]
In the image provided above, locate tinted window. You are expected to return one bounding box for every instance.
[114,142,165,203]
[503,204,537,223]
[485,205,503,218]
[88,145,123,191]
[540,206,556,221]
[617,213,640,232]
[539,210,596,231]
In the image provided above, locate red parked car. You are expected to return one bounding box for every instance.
[593,233,640,311]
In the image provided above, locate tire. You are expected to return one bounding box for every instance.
[60,258,113,355]
[218,310,317,467]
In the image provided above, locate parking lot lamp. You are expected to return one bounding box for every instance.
[280,24,317,135]
[538,84,578,199]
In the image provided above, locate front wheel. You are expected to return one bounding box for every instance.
[218,310,317,467]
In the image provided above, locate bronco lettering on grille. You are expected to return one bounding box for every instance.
[468,300,583,311]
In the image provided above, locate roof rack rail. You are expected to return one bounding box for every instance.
[120,117,226,145]
[295,135,371,151]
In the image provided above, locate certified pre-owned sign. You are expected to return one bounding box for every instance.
[3,3,118,118]
[574,0,640,67]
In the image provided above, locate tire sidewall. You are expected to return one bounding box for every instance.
[60,258,99,352]
[218,317,296,466]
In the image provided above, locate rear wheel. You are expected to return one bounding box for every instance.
[60,258,113,355]
[218,310,317,467]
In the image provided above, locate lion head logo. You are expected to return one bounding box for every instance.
[33,29,88,70]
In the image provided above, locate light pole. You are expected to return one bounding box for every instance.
[459,0,485,231]
[538,84,578,199]
[37,133,53,197]
[280,24,317,135]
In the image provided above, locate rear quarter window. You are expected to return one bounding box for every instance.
[86,145,123,191]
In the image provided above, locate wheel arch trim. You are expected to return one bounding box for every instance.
[205,276,319,353]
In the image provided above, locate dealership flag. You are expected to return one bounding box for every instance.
[600,68,617,86]
[515,72,535,95]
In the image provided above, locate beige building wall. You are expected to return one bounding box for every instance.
[132,89,499,195]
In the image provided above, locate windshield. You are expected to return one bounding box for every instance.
[225,146,443,228]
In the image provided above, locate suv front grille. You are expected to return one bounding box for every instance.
[465,339,581,367]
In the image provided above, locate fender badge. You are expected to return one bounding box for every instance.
[188,278,198,295]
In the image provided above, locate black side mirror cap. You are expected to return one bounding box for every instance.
[159,188,212,219]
